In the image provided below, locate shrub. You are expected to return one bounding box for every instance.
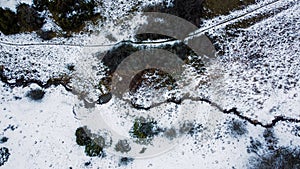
[0,4,44,35]
[115,140,131,153]
[0,147,10,166]
[0,8,20,35]
[119,157,134,166]
[33,0,49,12]
[144,0,204,26]
[16,3,45,32]
[75,126,105,157]
[48,0,101,32]
[130,117,162,144]
[227,119,248,137]
[0,137,8,144]
[250,147,300,169]
[36,30,56,40]
[75,126,91,146]
[263,129,278,150]
[26,89,45,100]
[84,139,103,157]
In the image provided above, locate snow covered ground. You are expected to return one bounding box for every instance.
[0,0,299,168]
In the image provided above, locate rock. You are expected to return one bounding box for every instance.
[98,93,112,104]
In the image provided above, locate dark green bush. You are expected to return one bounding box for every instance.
[75,126,91,146]
[75,126,105,157]
[16,3,45,32]
[130,117,162,144]
[84,139,103,157]
[48,0,101,32]
[26,89,45,100]
[0,8,20,35]
[0,4,44,35]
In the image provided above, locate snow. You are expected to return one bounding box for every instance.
[0,0,300,168]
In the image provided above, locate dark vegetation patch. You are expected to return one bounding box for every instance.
[247,129,279,154]
[0,0,261,38]
[66,64,75,72]
[129,68,178,109]
[0,147,10,166]
[17,3,45,32]
[0,0,101,37]
[0,65,72,91]
[115,140,131,153]
[247,137,263,154]
[75,126,109,157]
[262,129,278,151]
[187,123,204,137]
[101,41,199,75]
[33,0,49,12]
[291,126,300,137]
[75,126,91,146]
[129,117,162,144]
[0,4,44,35]
[247,129,300,169]
[0,8,20,35]
[47,0,102,32]
[84,138,104,157]
[98,41,203,106]
[202,0,256,19]
[84,161,91,167]
[36,30,57,40]
[226,118,248,137]
[135,0,258,42]
[179,121,205,137]
[101,43,139,75]
[119,157,134,166]
[249,147,300,169]
[144,0,257,27]
[144,0,204,26]
[0,137,8,144]
[26,88,45,100]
